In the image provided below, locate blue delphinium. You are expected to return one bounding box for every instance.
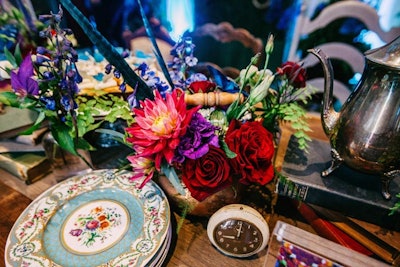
[1,7,93,159]
[168,37,198,88]
[34,8,82,122]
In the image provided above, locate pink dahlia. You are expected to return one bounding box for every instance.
[126,90,200,171]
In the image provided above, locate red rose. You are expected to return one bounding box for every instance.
[277,61,306,88]
[181,146,232,201]
[188,81,216,93]
[225,120,275,185]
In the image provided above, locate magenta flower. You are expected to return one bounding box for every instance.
[10,53,39,97]
[85,220,100,230]
[69,229,83,236]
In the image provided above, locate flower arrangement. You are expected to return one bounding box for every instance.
[1,2,312,216]
[118,34,312,212]
[0,8,131,165]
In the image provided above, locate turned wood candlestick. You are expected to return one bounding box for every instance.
[185,92,244,106]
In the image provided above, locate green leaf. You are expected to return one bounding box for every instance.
[76,137,95,151]
[0,92,18,106]
[3,47,16,67]
[221,140,237,159]
[18,111,45,135]
[50,123,77,156]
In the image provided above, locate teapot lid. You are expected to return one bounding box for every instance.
[365,35,400,69]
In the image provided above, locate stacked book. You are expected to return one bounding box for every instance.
[277,135,400,231]
[0,107,50,184]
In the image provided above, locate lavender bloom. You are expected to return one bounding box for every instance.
[169,37,198,85]
[10,54,39,97]
[127,90,139,108]
[119,82,127,93]
[135,63,172,97]
[137,62,148,76]
[185,73,207,87]
[174,113,220,163]
[105,64,112,74]
[113,69,121,79]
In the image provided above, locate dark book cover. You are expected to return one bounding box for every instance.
[278,136,400,230]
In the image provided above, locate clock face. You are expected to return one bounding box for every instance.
[213,218,263,256]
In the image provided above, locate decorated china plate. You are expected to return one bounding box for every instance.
[5,169,170,267]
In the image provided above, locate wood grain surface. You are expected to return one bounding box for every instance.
[1,113,398,266]
[0,182,32,264]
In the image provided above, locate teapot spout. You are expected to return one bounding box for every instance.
[307,48,340,137]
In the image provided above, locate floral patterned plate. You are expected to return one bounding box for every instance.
[5,169,170,267]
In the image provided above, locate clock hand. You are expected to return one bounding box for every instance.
[236,222,243,238]
[222,235,236,239]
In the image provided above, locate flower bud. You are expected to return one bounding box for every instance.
[248,74,275,106]
[265,34,274,55]
[239,65,258,85]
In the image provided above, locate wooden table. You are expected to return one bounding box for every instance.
[1,113,399,266]
[0,169,315,267]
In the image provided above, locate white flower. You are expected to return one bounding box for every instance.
[248,74,275,106]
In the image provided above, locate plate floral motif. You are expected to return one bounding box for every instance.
[5,169,170,267]
[61,200,128,254]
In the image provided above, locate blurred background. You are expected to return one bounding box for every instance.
[2,0,400,77]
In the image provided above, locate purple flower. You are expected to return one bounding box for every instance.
[174,113,220,163]
[127,90,139,108]
[137,62,148,76]
[105,64,112,74]
[10,54,39,97]
[69,229,83,237]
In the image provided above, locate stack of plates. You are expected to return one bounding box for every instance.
[5,169,171,267]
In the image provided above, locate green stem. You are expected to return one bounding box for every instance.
[255,52,270,88]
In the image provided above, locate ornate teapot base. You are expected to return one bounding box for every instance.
[321,148,400,200]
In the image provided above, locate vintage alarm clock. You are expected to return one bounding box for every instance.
[207,204,270,258]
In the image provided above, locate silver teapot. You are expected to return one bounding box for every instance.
[309,36,400,200]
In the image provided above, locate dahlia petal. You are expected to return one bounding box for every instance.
[138,172,154,189]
